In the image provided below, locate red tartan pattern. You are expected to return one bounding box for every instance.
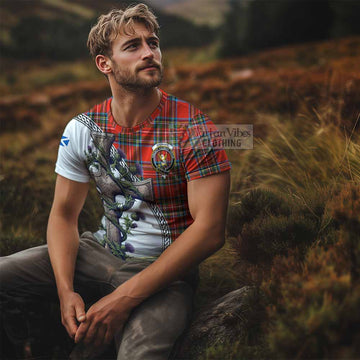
[85,89,231,244]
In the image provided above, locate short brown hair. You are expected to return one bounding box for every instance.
[87,3,159,58]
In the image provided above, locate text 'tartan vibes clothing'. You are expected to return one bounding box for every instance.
[55,89,231,259]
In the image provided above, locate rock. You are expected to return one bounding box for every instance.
[172,286,264,359]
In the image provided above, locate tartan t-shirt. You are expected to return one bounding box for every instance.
[55,89,231,259]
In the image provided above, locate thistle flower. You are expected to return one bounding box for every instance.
[136,211,146,220]
[117,147,126,160]
[135,162,143,176]
[125,242,135,253]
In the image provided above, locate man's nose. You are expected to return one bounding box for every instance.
[141,42,154,60]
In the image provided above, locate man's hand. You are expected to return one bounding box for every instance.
[74,291,136,350]
[59,291,86,340]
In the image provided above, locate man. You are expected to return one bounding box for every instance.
[1,3,231,359]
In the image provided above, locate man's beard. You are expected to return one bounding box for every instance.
[112,62,163,90]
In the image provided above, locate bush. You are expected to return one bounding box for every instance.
[227,189,290,238]
[330,183,360,283]
[263,245,360,359]
[240,214,318,264]
[228,188,333,265]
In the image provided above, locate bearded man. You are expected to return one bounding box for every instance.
[0,3,231,359]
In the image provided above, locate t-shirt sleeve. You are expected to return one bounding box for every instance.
[55,119,90,183]
[181,113,232,182]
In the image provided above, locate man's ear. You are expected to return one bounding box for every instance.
[95,55,112,75]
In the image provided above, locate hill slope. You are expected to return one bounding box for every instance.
[148,0,229,26]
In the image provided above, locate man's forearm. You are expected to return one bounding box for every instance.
[113,220,224,304]
[46,175,88,299]
[47,213,79,297]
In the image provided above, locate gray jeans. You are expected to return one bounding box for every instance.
[0,232,198,359]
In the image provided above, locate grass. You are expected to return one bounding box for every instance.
[219,103,360,358]
[248,112,358,192]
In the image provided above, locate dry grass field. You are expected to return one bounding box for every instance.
[1,36,359,358]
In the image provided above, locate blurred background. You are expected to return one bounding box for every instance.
[1,0,360,359]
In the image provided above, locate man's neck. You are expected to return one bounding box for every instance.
[110,86,161,128]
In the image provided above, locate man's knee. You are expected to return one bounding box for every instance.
[0,245,54,294]
[116,281,194,360]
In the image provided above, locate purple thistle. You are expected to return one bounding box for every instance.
[130,223,138,228]
[117,147,126,160]
[136,211,146,220]
[87,145,92,153]
[125,242,135,253]
[135,162,143,176]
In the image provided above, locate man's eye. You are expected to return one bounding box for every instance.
[126,44,138,50]
[149,41,159,49]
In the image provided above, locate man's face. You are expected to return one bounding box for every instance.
[109,22,163,90]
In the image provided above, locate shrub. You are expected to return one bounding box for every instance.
[228,188,334,265]
[227,188,290,238]
[239,214,318,264]
[329,183,360,283]
[263,245,360,359]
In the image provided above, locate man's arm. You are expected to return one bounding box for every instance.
[75,170,230,347]
[47,174,89,339]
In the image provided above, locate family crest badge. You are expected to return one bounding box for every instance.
[151,143,175,178]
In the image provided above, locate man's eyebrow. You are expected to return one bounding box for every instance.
[147,36,159,42]
[121,35,159,48]
[121,37,140,48]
